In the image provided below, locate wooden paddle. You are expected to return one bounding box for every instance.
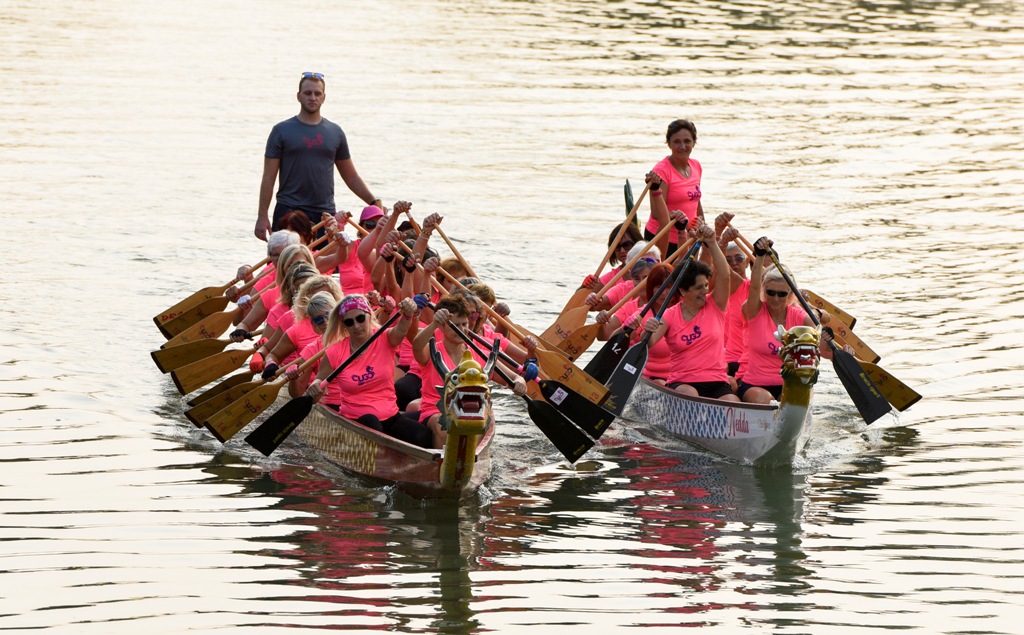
[160,286,270,349]
[204,349,332,443]
[434,225,479,280]
[184,348,327,427]
[767,249,892,424]
[170,347,257,396]
[802,288,857,330]
[153,218,331,328]
[540,181,651,344]
[541,218,676,346]
[455,326,594,462]
[434,267,611,406]
[156,268,272,338]
[186,371,257,408]
[831,333,920,411]
[557,236,696,361]
[602,240,703,415]
[242,312,405,454]
[151,329,262,373]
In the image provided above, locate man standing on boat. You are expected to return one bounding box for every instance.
[254,72,382,241]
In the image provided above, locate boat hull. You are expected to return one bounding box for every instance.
[623,378,813,465]
[294,401,494,498]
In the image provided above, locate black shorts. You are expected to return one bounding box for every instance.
[667,380,735,400]
[736,381,783,401]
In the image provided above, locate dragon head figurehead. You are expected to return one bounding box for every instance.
[776,324,821,386]
[440,350,492,435]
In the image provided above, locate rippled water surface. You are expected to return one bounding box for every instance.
[2,0,1023,633]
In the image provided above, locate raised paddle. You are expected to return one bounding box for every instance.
[585,238,702,385]
[540,181,651,344]
[242,311,404,454]
[151,329,262,373]
[541,218,676,347]
[558,236,696,361]
[153,217,330,328]
[602,240,703,415]
[433,225,479,280]
[453,326,594,462]
[184,348,328,427]
[766,249,892,424]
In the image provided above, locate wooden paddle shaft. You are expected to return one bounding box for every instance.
[434,225,478,279]
[591,219,678,301]
[593,181,651,278]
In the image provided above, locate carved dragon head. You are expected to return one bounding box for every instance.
[776,324,821,385]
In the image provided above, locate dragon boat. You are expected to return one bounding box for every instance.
[290,347,498,498]
[621,324,822,466]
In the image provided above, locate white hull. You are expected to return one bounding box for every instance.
[623,378,813,465]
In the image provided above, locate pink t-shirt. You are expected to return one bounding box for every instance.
[613,297,641,327]
[293,339,324,393]
[599,265,624,286]
[724,279,751,364]
[623,308,671,380]
[338,238,373,295]
[480,322,511,354]
[284,318,320,366]
[253,265,277,292]
[742,304,808,387]
[323,333,400,421]
[662,300,728,385]
[266,301,290,330]
[603,278,636,310]
[647,156,703,245]
[418,342,485,423]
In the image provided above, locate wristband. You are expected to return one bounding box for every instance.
[382,252,395,263]
[237,294,251,305]
[650,181,661,191]
[651,189,662,197]
[403,262,417,273]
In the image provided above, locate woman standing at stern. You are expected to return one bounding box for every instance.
[647,119,705,257]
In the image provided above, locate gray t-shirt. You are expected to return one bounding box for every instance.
[265,116,351,214]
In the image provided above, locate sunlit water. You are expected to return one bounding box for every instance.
[2,0,1023,632]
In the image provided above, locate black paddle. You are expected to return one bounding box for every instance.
[244,311,404,456]
[585,238,703,384]
[603,239,702,416]
[465,329,616,440]
[446,320,594,463]
[766,249,892,425]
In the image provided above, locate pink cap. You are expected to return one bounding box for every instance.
[360,205,384,222]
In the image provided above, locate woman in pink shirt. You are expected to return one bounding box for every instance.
[647,119,705,257]
[282,291,337,396]
[259,275,342,381]
[306,294,431,448]
[737,237,817,404]
[644,222,739,402]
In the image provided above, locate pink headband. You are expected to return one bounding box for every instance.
[338,296,372,317]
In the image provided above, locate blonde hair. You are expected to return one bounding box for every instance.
[322,294,380,347]
[292,276,343,321]
[279,263,319,308]
[762,264,797,304]
[466,282,496,306]
[303,291,338,326]
[274,244,315,288]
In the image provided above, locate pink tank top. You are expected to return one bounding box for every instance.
[742,304,808,387]
[337,238,373,294]
[323,333,400,420]
[724,279,751,364]
[663,300,728,384]
[646,156,702,245]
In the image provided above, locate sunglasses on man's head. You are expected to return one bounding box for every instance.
[301,72,325,80]
[765,289,791,298]
[343,314,368,327]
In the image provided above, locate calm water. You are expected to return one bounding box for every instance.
[2,0,1023,632]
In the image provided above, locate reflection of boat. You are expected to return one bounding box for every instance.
[622,325,822,466]
[293,402,495,499]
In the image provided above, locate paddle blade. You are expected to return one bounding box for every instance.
[153,284,229,328]
[556,322,599,362]
[602,341,649,417]
[184,379,262,427]
[157,296,231,338]
[187,371,254,407]
[584,331,630,384]
[859,361,921,412]
[829,344,892,424]
[151,338,230,373]
[169,349,250,396]
[538,379,616,439]
[204,381,284,442]
[802,289,856,330]
[161,308,239,349]
[533,348,610,406]
[525,398,594,463]
[540,305,589,348]
[244,396,316,456]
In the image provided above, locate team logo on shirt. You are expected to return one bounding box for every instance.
[680,325,702,346]
[768,341,781,356]
[352,365,375,386]
[303,133,324,149]
[688,184,702,201]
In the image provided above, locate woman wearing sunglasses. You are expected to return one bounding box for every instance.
[257,276,343,382]
[282,291,342,397]
[306,294,431,448]
[736,236,818,404]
